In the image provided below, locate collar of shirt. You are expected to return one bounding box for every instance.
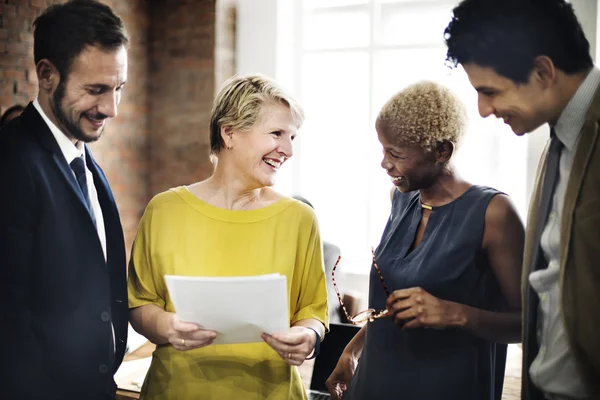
[33,99,86,166]
[553,66,600,151]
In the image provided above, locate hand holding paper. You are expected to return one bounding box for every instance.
[261,326,317,366]
[167,314,217,351]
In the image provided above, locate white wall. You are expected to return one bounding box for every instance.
[572,0,597,60]
[236,0,278,77]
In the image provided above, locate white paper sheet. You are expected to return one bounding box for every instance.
[115,357,152,392]
[164,274,289,345]
[125,324,149,355]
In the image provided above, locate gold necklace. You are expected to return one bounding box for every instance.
[421,203,433,210]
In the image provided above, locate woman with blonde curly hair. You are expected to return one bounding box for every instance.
[128,74,328,399]
[326,81,524,400]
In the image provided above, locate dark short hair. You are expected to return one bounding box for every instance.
[444,0,593,83]
[0,104,25,128]
[33,0,129,81]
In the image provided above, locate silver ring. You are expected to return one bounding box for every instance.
[181,338,185,346]
[288,352,292,359]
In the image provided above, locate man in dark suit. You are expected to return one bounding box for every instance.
[444,0,600,399]
[0,1,129,399]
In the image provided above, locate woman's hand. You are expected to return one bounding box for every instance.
[386,287,465,330]
[325,351,358,400]
[261,326,317,366]
[167,314,217,351]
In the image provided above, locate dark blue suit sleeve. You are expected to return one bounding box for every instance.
[0,147,63,399]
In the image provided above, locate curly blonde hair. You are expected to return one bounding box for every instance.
[377,81,467,151]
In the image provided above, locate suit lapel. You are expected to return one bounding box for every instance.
[52,153,92,214]
[560,85,600,290]
[86,148,128,362]
[85,147,124,261]
[22,104,95,222]
[560,115,600,279]
[85,146,117,217]
[521,138,549,400]
[522,142,549,283]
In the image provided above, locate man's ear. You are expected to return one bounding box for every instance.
[531,56,556,89]
[220,125,234,150]
[36,59,60,93]
[436,140,454,163]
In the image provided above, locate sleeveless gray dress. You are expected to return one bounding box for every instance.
[344,185,508,400]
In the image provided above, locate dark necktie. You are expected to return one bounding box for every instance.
[70,156,97,227]
[533,129,563,263]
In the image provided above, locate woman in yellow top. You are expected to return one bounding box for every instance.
[128,74,329,400]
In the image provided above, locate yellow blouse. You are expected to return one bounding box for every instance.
[128,187,329,400]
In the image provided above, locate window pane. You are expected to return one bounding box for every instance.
[303,8,370,49]
[366,135,394,255]
[294,0,529,274]
[375,2,453,46]
[298,52,372,271]
[372,48,451,117]
[304,0,368,9]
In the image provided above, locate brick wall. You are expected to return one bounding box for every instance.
[148,0,217,196]
[0,0,44,112]
[0,0,235,256]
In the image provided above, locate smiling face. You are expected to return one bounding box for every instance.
[462,62,555,136]
[227,102,297,189]
[376,118,441,193]
[47,44,127,143]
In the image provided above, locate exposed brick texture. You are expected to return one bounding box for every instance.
[0,0,235,258]
[148,0,217,195]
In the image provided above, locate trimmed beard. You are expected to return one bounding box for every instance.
[50,80,104,144]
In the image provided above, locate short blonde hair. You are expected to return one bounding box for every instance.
[210,74,304,155]
[377,81,467,151]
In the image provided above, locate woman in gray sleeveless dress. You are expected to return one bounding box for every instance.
[326,81,525,400]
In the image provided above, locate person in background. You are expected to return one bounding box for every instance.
[293,195,343,323]
[128,74,328,400]
[0,1,129,399]
[0,104,25,128]
[445,0,600,398]
[326,81,525,400]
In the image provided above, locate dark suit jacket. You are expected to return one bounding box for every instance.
[0,104,128,400]
[522,87,600,400]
